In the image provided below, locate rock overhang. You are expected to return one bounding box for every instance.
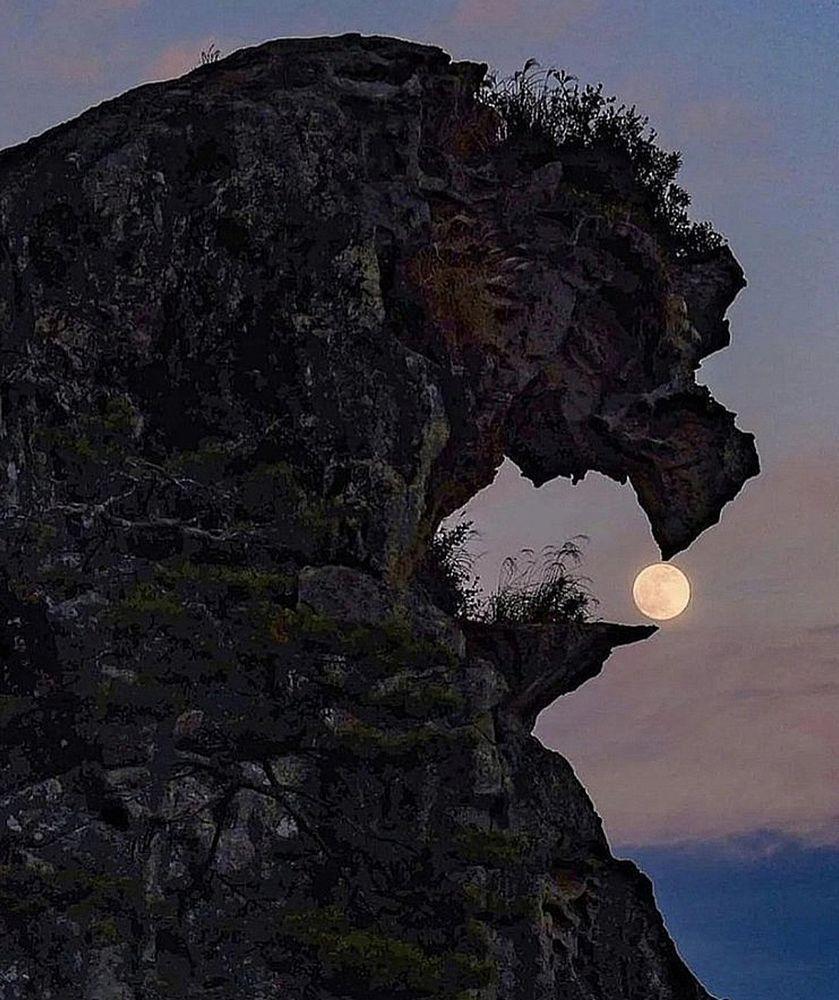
[0,30,758,568]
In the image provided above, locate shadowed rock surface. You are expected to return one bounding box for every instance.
[0,33,755,999]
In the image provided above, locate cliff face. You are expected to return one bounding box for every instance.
[0,34,755,999]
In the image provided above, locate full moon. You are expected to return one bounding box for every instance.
[632,563,691,620]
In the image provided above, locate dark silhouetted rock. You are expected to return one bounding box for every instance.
[0,33,754,999]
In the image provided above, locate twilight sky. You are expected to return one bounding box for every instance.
[1,2,836,997]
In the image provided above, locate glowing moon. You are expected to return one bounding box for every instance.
[632,563,691,620]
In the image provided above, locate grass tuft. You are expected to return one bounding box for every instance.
[421,521,597,626]
[482,537,597,625]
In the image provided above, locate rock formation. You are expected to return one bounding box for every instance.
[0,33,756,998]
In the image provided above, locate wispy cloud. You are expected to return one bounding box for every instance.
[682,96,774,148]
[450,0,598,34]
[54,0,146,10]
[145,41,203,81]
[536,621,839,847]
[462,444,839,849]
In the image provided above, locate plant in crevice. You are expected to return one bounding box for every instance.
[404,210,519,351]
[198,42,222,67]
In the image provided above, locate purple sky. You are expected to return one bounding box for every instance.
[1,0,836,854]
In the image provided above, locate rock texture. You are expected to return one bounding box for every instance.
[0,33,755,999]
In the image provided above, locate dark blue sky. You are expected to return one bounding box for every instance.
[1,3,836,997]
[633,840,839,1000]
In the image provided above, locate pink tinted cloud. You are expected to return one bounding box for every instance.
[682,96,774,147]
[47,52,105,84]
[49,0,145,12]
[462,445,839,849]
[146,42,203,82]
[146,37,236,82]
[451,0,597,32]
[535,622,839,848]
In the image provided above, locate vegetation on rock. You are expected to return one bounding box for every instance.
[278,902,498,994]
[153,556,294,596]
[421,520,598,625]
[477,59,727,260]
[103,581,187,630]
[452,824,534,866]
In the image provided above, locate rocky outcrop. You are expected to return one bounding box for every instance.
[0,33,754,998]
[465,620,657,733]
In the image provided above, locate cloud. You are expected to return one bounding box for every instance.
[146,42,203,82]
[143,38,236,82]
[535,621,839,848]
[682,96,774,147]
[44,52,105,84]
[56,0,145,10]
[450,0,598,34]
[460,445,839,849]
